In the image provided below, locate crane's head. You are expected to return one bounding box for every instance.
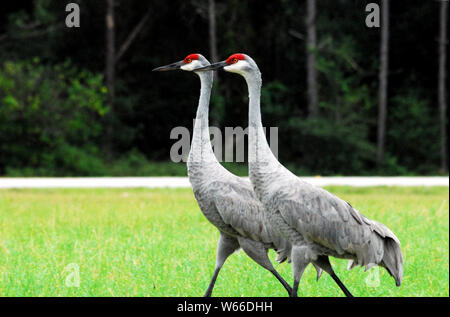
[195,53,259,77]
[152,54,210,73]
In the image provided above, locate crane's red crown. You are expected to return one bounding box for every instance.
[184,54,199,64]
[226,54,245,65]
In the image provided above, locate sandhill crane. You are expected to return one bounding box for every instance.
[196,53,403,297]
[153,54,293,297]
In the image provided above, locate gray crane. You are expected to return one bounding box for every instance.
[196,53,403,297]
[153,54,293,297]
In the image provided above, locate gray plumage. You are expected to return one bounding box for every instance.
[267,178,403,286]
[226,54,403,296]
[180,54,293,296]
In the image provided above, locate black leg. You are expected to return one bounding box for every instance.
[291,279,299,297]
[330,273,354,297]
[270,269,292,296]
[290,246,309,297]
[238,236,292,297]
[204,266,221,297]
[203,233,239,297]
[314,256,354,297]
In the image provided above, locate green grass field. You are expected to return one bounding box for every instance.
[0,186,448,297]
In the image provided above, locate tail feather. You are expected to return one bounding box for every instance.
[381,237,403,286]
[368,219,403,286]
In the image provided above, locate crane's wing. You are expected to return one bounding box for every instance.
[209,180,273,243]
[275,180,399,265]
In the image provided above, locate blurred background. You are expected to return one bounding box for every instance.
[0,0,448,177]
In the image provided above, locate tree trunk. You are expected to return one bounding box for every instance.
[208,0,218,72]
[208,0,221,128]
[105,0,115,157]
[306,0,318,118]
[438,0,448,173]
[377,0,389,166]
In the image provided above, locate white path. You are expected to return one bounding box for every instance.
[0,176,447,188]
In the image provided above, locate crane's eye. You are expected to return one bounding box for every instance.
[232,58,238,64]
[186,58,192,64]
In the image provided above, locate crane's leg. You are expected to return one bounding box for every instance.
[313,256,353,297]
[204,232,240,297]
[291,245,311,297]
[237,236,292,296]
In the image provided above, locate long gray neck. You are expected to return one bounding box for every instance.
[188,71,217,166]
[245,70,276,167]
[247,71,263,128]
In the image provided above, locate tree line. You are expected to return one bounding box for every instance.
[0,0,447,176]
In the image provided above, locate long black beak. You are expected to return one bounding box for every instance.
[152,60,184,72]
[195,61,227,72]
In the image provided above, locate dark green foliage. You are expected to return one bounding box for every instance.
[282,117,375,175]
[0,59,108,175]
[0,0,446,176]
[386,92,440,174]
